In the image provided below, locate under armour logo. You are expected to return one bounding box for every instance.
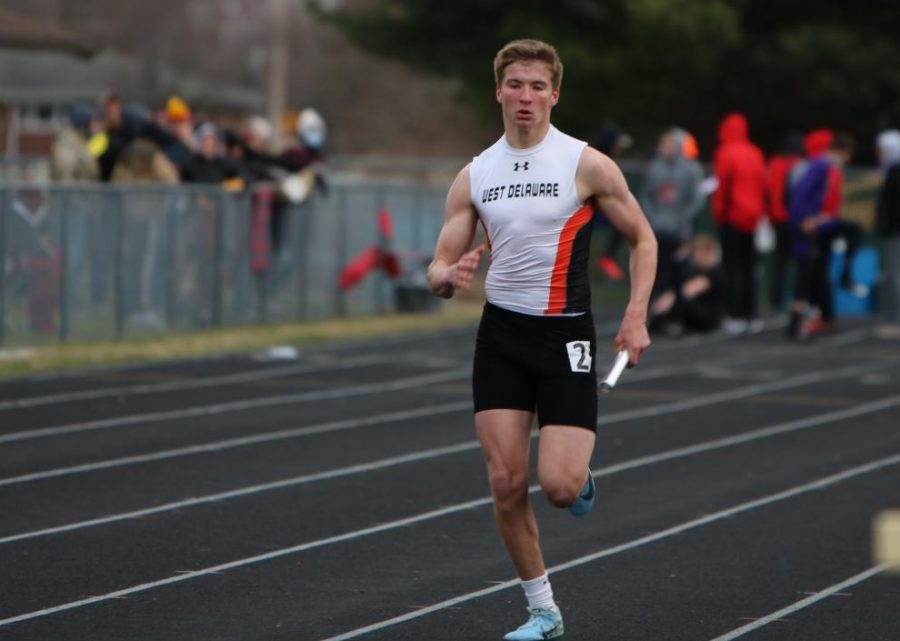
[514,162,529,171]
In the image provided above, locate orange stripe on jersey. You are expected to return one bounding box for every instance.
[479,219,493,253]
[545,204,593,315]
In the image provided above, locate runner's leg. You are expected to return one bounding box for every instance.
[537,425,596,507]
[476,408,546,580]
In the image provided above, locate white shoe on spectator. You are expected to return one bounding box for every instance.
[722,318,748,335]
[747,319,765,334]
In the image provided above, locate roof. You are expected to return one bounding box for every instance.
[0,8,96,57]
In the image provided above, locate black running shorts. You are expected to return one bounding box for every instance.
[473,302,598,431]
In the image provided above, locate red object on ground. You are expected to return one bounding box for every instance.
[338,208,403,290]
[377,208,394,239]
[338,247,402,290]
[339,247,380,290]
[597,255,625,281]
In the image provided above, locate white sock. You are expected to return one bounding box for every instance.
[521,572,556,611]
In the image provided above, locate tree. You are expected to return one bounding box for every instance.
[321,0,900,160]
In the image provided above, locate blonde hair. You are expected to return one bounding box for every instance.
[493,39,563,89]
[691,234,721,263]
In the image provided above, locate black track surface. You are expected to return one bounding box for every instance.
[1,317,899,641]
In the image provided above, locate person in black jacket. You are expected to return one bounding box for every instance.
[180,123,238,184]
[877,129,900,323]
[649,234,724,335]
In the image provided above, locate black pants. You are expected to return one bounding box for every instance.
[794,221,863,322]
[720,226,757,320]
[770,222,793,310]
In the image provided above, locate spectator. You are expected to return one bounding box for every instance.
[649,234,724,335]
[641,127,705,306]
[181,122,239,184]
[109,103,180,184]
[224,115,278,184]
[91,93,128,182]
[51,104,100,310]
[109,103,179,334]
[277,108,327,179]
[766,130,804,310]
[51,104,99,182]
[711,112,768,334]
[270,108,328,251]
[786,130,855,339]
[876,129,900,324]
[159,95,195,175]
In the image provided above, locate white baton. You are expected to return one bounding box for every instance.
[600,350,630,392]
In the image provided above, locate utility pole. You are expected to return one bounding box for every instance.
[268,0,289,140]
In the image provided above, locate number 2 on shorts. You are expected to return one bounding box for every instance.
[566,340,592,373]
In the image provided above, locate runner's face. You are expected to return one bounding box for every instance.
[496,61,559,130]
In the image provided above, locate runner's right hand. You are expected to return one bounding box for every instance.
[450,245,485,290]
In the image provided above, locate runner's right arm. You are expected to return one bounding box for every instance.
[428,164,484,299]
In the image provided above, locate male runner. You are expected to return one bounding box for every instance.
[428,39,656,640]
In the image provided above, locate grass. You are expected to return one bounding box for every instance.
[0,301,483,379]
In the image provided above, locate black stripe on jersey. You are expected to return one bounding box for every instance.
[562,219,594,314]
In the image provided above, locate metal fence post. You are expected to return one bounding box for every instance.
[376,186,390,315]
[113,191,125,340]
[211,191,224,328]
[164,194,176,331]
[413,186,424,254]
[296,201,310,321]
[0,189,6,348]
[58,191,69,344]
[336,189,347,317]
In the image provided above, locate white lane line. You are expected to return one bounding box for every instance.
[596,360,895,426]
[0,325,871,446]
[0,368,470,445]
[315,453,900,641]
[0,402,471,488]
[0,437,484,545]
[0,354,404,410]
[1,358,893,489]
[708,565,890,641]
[4,450,899,631]
[4,389,899,547]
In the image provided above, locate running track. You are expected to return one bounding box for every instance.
[1,318,899,640]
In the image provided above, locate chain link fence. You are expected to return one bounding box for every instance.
[0,179,448,347]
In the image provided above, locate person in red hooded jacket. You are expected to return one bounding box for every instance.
[712,113,768,333]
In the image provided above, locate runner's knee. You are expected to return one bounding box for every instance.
[488,467,529,511]
[539,471,582,508]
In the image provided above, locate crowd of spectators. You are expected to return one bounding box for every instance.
[50,93,327,197]
[596,115,900,339]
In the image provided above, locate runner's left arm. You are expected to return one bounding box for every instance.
[578,148,657,366]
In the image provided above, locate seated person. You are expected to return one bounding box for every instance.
[649,234,724,335]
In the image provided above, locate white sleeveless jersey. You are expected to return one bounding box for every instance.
[470,125,592,316]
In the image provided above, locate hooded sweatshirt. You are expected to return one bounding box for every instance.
[640,128,705,242]
[787,129,842,258]
[712,113,767,233]
[766,131,804,225]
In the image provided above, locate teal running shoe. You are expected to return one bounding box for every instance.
[568,472,595,516]
[503,606,564,640]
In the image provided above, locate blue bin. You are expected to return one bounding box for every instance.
[831,246,878,316]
